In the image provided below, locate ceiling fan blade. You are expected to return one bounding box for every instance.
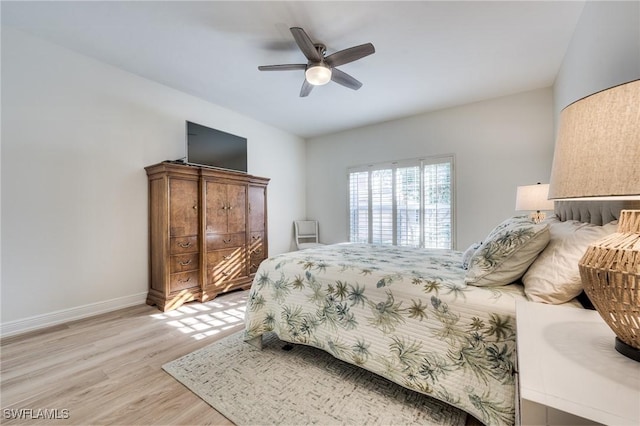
[330,68,363,90]
[325,43,375,67]
[290,27,322,62]
[258,64,307,71]
[300,79,314,97]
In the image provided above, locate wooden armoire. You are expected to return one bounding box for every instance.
[145,162,269,311]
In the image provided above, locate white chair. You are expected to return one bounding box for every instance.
[294,220,324,250]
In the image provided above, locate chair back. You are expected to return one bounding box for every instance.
[294,220,322,250]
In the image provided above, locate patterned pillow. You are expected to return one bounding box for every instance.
[484,215,535,239]
[465,216,550,287]
[461,241,482,270]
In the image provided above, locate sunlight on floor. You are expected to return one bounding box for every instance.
[149,292,248,340]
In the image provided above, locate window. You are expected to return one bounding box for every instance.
[348,156,454,249]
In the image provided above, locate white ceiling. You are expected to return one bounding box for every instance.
[1,1,586,138]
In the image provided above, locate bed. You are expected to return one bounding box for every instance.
[243,200,639,425]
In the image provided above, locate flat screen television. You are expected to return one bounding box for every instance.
[185,121,247,173]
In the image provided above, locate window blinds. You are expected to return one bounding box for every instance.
[348,156,454,249]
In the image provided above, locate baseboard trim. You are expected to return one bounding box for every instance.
[0,292,148,338]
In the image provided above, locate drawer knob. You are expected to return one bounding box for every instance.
[180,259,192,266]
[178,242,192,248]
[223,239,232,244]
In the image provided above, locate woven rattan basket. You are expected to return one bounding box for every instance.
[579,210,640,352]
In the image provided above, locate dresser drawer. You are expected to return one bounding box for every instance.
[170,236,198,254]
[207,247,243,264]
[248,232,266,274]
[170,253,199,273]
[206,248,247,283]
[249,257,265,274]
[249,231,264,245]
[206,233,245,250]
[249,245,265,259]
[250,247,266,270]
[170,270,200,291]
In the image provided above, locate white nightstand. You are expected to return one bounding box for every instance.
[515,301,640,426]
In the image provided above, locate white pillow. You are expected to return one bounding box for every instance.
[522,217,618,304]
[465,216,550,287]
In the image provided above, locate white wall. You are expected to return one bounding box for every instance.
[554,1,640,117]
[305,1,640,255]
[306,88,555,250]
[1,28,306,330]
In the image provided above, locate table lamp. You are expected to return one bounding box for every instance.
[548,79,640,361]
[515,183,554,223]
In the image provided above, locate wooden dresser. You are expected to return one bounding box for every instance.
[145,162,269,311]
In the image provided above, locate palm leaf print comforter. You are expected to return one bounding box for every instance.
[244,243,529,425]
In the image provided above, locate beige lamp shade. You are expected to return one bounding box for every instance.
[515,183,554,211]
[547,79,640,361]
[548,79,640,200]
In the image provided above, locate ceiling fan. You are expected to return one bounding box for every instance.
[258,27,375,97]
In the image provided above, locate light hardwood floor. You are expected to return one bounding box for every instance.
[2,290,482,426]
[1,291,249,425]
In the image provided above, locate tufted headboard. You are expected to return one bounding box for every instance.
[554,200,640,225]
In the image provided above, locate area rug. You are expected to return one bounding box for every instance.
[163,331,467,425]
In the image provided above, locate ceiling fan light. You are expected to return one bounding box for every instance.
[305,65,332,85]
